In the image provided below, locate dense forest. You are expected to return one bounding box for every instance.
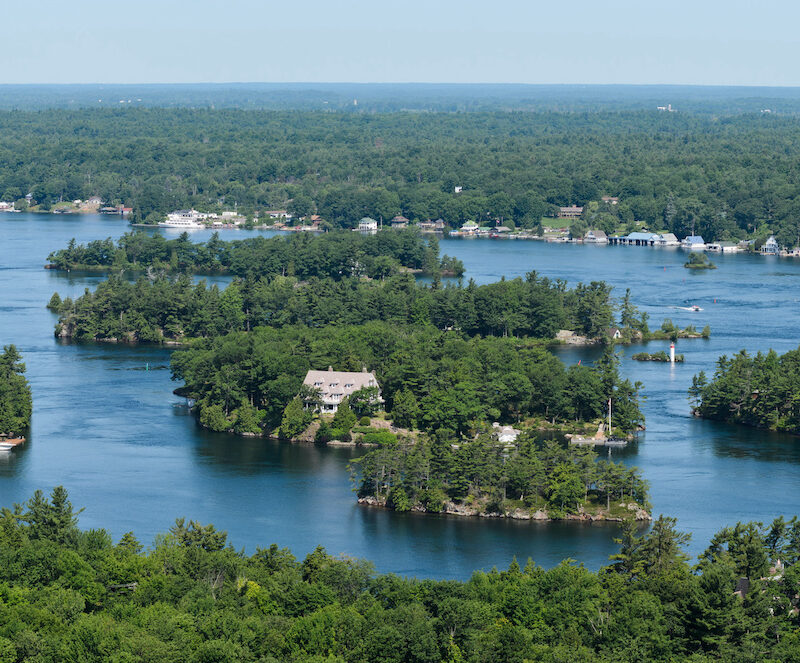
[45,230,464,279]
[4,109,800,244]
[51,270,617,344]
[350,434,649,521]
[690,346,800,432]
[2,487,800,662]
[0,345,32,438]
[170,323,643,437]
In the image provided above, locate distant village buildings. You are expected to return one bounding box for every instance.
[558,205,584,219]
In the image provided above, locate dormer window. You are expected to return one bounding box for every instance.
[344,383,353,388]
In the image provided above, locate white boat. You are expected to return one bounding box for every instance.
[158,209,207,229]
[157,218,205,229]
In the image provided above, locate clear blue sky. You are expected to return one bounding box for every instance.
[3,0,795,85]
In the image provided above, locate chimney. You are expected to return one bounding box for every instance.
[328,366,333,372]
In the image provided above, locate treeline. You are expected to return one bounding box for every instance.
[46,229,462,278]
[170,323,643,436]
[51,271,615,343]
[691,346,800,432]
[351,435,649,520]
[5,108,800,243]
[3,487,800,662]
[0,345,31,437]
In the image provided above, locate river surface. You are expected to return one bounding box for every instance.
[1,214,799,579]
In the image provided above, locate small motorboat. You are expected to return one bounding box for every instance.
[0,437,25,452]
[689,304,703,312]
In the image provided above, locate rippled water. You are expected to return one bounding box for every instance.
[1,215,798,578]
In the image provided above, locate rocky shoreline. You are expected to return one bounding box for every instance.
[357,496,651,522]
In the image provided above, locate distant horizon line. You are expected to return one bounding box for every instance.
[2,81,800,89]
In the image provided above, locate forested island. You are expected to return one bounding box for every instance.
[1,487,800,662]
[0,345,32,438]
[45,230,464,279]
[50,268,617,344]
[351,433,649,522]
[690,346,800,432]
[170,324,643,437]
[4,108,800,245]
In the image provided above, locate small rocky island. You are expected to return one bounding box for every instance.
[684,253,717,270]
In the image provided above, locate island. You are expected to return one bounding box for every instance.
[632,351,684,362]
[0,345,32,442]
[690,346,800,433]
[684,253,717,270]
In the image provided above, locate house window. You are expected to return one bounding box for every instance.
[344,383,353,388]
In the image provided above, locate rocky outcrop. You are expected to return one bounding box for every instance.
[357,496,651,522]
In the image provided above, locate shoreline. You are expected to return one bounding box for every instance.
[358,495,651,523]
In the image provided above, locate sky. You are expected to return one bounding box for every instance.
[2,0,796,86]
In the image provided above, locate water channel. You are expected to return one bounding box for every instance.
[1,213,799,578]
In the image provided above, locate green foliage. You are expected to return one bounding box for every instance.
[46,291,61,309]
[0,345,32,437]
[693,346,800,432]
[198,403,231,433]
[331,400,357,432]
[684,252,717,269]
[47,228,433,278]
[358,416,371,426]
[279,397,313,440]
[0,487,797,662]
[360,430,397,446]
[53,267,615,343]
[7,108,800,244]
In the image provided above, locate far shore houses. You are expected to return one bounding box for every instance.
[558,205,583,219]
[302,367,382,414]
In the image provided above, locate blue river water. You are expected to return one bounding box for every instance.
[1,214,799,579]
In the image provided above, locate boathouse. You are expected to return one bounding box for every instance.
[610,231,658,246]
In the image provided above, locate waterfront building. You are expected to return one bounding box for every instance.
[460,221,479,234]
[707,241,739,253]
[390,215,409,229]
[656,233,680,246]
[302,367,382,414]
[622,231,659,246]
[761,236,780,255]
[681,235,706,250]
[358,217,378,231]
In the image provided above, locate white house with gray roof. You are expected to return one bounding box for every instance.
[303,367,382,413]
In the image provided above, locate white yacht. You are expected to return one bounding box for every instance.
[158,210,206,229]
